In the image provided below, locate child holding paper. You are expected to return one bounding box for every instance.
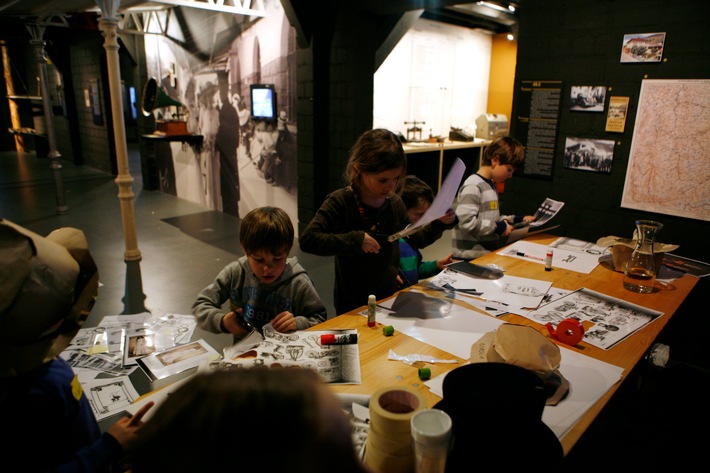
[299,128,456,314]
[452,136,535,260]
[398,175,455,288]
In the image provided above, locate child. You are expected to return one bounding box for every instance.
[0,219,153,472]
[398,175,455,288]
[130,368,370,473]
[299,128,457,315]
[192,206,327,341]
[451,136,535,260]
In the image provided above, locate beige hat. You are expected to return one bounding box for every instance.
[0,219,98,377]
[469,323,569,405]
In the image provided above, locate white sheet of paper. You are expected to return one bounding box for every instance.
[388,158,465,241]
[501,239,608,274]
[84,375,140,421]
[424,346,624,439]
[428,267,553,309]
[374,294,624,442]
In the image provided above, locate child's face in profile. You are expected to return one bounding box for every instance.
[407,197,430,223]
[246,249,289,284]
[490,157,516,183]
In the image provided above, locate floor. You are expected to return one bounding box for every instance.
[2,146,707,470]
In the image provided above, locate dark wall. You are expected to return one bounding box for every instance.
[295,6,394,233]
[506,0,709,259]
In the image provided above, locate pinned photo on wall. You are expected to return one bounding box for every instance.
[605,96,630,133]
[620,32,666,63]
[570,86,606,112]
[563,137,615,174]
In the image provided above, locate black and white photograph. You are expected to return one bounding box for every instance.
[620,32,666,63]
[569,86,606,112]
[563,137,615,173]
[143,0,299,226]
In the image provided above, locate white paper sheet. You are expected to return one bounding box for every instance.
[501,238,609,274]
[373,295,624,441]
[428,267,553,309]
[388,158,465,241]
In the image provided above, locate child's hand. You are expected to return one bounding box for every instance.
[395,273,404,289]
[221,311,251,337]
[272,311,297,333]
[107,401,154,449]
[362,233,381,254]
[523,215,536,223]
[438,208,457,225]
[502,220,514,237]
[437,253,454,271]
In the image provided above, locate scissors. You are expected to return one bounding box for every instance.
[442,283,483,296]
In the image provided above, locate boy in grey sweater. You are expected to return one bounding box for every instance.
[192,207,327,341]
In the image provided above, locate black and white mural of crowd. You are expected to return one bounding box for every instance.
[144,0,297,224]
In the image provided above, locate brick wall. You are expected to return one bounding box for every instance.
[68,31,112,174]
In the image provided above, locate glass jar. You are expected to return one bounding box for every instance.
[623,220,663,293]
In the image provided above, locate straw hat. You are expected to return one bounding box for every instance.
[0,220,98,377]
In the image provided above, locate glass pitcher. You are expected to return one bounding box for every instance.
[623,220,663,293]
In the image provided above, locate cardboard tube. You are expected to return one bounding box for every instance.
[364,386,427,473]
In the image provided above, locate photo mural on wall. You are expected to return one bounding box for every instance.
[143,0,297,225]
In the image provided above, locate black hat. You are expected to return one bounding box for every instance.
[434,363,563,471]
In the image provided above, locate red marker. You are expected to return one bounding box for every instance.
[320,333,358,345]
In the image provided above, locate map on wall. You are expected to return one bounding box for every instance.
[621,79,710,221]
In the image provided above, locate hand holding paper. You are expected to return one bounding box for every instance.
[388,158,466,242]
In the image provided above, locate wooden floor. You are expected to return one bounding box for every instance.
[2,146,707,470]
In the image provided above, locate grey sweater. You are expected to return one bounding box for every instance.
[452,173,515,260]
[192,256,327,340]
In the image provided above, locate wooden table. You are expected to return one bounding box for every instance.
[485,233,699,453]
[310,314,467,408]
[312,233,700,455]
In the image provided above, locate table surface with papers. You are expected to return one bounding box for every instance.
[313,233,700,456]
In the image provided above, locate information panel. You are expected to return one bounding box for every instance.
[515,80,563,178]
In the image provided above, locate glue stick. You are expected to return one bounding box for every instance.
[545,249,553,271]
[367,294,377,327]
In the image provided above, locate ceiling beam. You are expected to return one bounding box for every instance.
[145,0,265,17]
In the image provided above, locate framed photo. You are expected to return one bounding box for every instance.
[570,86,606,112]
[563,137,615,174]
[620,33,666,63]
[605,96,630,133]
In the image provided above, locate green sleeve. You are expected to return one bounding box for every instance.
[418,260,440,279]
